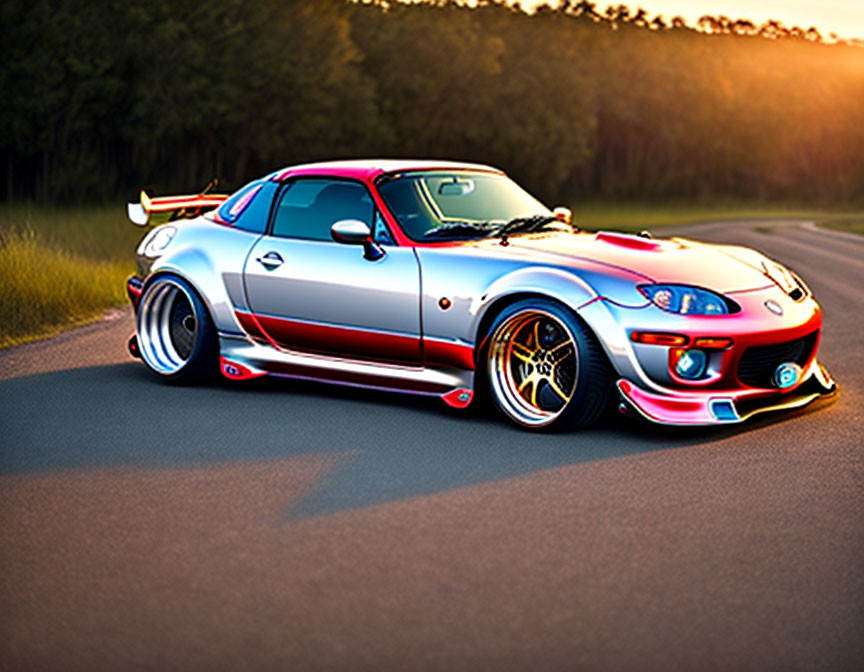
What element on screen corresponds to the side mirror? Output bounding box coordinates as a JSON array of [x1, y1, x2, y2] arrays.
[[553, 206, 574, 229], [330, 220, 385, 261], [331, 219, 370, 244]]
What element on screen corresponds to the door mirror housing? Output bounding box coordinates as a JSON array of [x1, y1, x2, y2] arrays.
[[553, 206, 574, 229], [330, 220, 384, 261], [331, 219, 371, 244]]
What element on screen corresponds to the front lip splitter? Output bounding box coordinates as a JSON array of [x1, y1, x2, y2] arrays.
[[617, 360, 836, 426]]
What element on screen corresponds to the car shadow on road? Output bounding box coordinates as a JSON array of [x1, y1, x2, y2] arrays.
[[0, 362, 837, 518]]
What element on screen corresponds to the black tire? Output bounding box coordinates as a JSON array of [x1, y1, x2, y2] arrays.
[[136, 274, 219, 385], [484, 298, 612, 431]]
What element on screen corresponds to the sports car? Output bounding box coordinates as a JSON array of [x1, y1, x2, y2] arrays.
[[125, 159, 835, 431]]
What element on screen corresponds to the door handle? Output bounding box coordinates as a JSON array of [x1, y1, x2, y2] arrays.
[[256, 252, 284, 269]]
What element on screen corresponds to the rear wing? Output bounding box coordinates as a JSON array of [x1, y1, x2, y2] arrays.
[[127, 180, 228, 226]]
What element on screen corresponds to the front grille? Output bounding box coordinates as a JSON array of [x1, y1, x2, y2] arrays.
[[737, 331, 818, 388]]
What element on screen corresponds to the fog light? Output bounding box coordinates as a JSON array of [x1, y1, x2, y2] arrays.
[[675, 349, 707, 380], [773, 362, 802, 389]]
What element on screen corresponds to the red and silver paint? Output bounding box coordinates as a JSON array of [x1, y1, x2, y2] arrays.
[[125, 159, 835, 428]]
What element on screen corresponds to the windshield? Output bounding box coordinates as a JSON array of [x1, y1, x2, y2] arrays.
[[377, 171, 555, 241]]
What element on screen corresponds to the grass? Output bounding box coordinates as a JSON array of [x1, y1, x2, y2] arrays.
[[814, 216, 864, 236], [565, 201, 863, 232], [0, 204, 141, 348], [1, 200, 862, 348]]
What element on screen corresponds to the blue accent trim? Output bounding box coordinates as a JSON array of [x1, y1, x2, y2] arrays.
[[710, 399, 739, 422]]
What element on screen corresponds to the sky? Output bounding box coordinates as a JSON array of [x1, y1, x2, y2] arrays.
[[520, 1, 864, 40]]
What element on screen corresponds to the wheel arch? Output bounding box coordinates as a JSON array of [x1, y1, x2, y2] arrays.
[[473, 289, 626, 389], [475, 292, 554, 362], [472, 267, 598, 361], [147, 248, 243, 336], [141, 269, 217, 329]]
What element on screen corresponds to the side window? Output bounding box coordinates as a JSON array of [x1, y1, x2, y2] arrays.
[[212, 179, 276, 234], [272, 179, 374, 241], [233, 180, 277, 233]]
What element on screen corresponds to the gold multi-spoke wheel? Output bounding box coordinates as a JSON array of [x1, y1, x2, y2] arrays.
[[486, 300, 612, 430]]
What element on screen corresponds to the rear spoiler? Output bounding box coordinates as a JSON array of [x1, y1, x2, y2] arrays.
[[127, 179, 228, 226]]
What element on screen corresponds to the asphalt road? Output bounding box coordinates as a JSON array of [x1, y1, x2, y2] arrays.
[[1, 220, 862, 671]]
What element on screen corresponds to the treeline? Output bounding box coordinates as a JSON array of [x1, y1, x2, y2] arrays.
[[2, 0, 864, 205]]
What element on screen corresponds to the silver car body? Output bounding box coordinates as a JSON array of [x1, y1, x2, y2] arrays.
[[128, 159, 835, 425]]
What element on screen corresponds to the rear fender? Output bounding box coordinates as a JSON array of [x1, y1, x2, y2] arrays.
[[148, 247, 245, 336]]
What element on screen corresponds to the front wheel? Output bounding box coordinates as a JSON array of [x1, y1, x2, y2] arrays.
[[136, 274, 218, 384], [486, 299, 612, 431]]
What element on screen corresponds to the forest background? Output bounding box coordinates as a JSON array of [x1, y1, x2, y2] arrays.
[[2, 0, 863, 345], [3, 0, 864, 205]]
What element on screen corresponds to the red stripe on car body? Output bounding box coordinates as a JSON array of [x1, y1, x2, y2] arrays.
[[424, 339, 476, 370], [234, 310, 421, 365]]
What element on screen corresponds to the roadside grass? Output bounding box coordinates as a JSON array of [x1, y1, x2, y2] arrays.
[[1, 201, 862, 348], [814, 216, 864, 236], [0, 204, 142, 262], [566, 201, 863, 232], [0, 205, 140, 348]]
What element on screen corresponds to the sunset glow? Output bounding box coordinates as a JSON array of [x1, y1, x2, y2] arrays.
[[521, 1, 864, 40]]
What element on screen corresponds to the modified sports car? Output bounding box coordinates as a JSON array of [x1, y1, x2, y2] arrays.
[[125, 159, 835, 431]]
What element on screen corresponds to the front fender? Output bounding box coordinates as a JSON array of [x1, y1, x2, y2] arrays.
[[469, 266, 673, 396], [473, 268, 647, 382], [472, 266, 598, 338]]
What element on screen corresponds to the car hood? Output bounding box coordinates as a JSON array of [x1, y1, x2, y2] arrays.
[[471, 230, 776, 294]]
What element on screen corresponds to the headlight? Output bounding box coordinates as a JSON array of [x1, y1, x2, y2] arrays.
[[142, 225, 177, 256], [639, 284, 733, 315]]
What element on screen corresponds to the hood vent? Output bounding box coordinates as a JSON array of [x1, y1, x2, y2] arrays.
[[595, 231, 674, 251]]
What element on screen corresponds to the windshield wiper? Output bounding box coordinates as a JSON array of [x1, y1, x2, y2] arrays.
[[493, 214, 560, 238], [424, 215, 562, 240], [423, 221, 498, 239]]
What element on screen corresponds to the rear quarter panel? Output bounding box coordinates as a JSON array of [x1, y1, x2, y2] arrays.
[[145, 218, 261, 335]]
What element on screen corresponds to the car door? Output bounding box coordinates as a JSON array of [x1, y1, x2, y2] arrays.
[[242, 177, 422, 365]]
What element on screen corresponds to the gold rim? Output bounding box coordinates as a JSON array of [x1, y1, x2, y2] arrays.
[[488, 309, 578, 426]]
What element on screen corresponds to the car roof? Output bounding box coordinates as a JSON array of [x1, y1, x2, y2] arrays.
[[272, 159, 503, 182]]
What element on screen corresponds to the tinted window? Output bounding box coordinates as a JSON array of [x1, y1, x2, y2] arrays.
[[272, 179, 374, 241], [212, 179, 276, 234], [233, 180, 276, 233]]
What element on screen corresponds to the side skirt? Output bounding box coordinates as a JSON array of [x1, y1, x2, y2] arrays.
[[218, 334, 475, 403]]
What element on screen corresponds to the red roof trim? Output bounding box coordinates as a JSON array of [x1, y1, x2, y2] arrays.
[[267, 160, 504, 248]]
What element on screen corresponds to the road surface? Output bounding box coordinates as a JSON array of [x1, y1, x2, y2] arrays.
[[1, 220, 862, 671]]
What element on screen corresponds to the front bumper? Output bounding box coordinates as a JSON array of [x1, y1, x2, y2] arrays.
[[617, 358, 836, 425]]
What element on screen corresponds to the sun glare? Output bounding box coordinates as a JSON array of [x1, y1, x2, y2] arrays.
[[516, 1, 864, 41]]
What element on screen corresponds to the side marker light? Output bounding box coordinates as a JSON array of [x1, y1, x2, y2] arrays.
[[631, 332, 689, 347]]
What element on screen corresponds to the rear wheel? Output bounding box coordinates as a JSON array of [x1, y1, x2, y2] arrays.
[[136, 275, 218, 384], [486, 299, 612, 431]]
